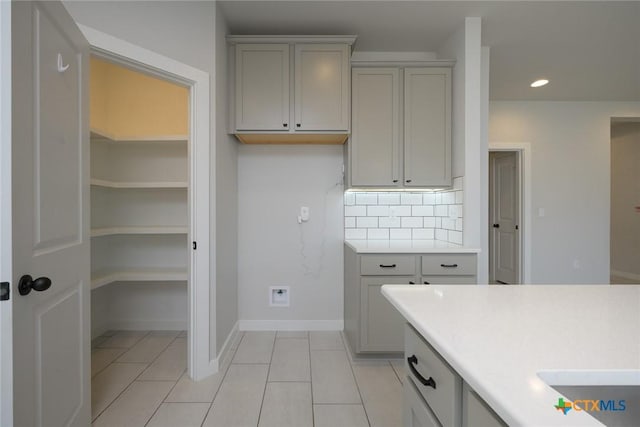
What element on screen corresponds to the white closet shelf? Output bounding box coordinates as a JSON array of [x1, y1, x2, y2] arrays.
[[90, 179, 188, 189], [91, 226, 188, 237], [91, 267, 188, 290], [91, 128, 188, 142]]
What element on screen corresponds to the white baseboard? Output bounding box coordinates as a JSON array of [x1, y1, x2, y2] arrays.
[[239, 319, 344, 331], [107, 319, 188, 331], [611, 270, 640, 282], [197, 321, 240, 380]]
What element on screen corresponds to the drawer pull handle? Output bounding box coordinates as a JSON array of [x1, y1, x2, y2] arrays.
[[423, 281, 430, 285], [407, 355, 436, 389], [440, 263, 458, 268], [409, 281, 415, 285], [379, 264, 397, 268]]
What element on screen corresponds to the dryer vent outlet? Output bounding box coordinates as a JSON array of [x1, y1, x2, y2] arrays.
[[269, 286, 290, 307]]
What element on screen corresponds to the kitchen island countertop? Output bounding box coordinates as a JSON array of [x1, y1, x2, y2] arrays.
[[382, 284, 640, 426]]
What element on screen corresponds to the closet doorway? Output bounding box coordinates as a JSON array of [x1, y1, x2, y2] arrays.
[[489, 150, 521, 284], [82, 24, 212, 381]]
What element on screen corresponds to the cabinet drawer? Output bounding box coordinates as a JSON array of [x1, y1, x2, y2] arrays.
[[404, 377, 442, 427], [361, 255, 416, 275], [421, 254, 476, 276], [421, 276, 477, 285], [405, 324, 461, 427]]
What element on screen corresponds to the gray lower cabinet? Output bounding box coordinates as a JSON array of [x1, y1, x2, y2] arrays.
[[404, 323, 506, 427], [344, 244, 477, 354]]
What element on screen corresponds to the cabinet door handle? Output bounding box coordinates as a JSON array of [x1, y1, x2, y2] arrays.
[[440, 263, 458, 268], [296, 123, 301, 128], [407, 355, 436, 389], [392, 179, 398, 183], [423, 281, 430, 285], [379, 264, 397, 268], [406, 179, 412, 183], [283, 123, 288, 127], [409, 281, 415, 285]]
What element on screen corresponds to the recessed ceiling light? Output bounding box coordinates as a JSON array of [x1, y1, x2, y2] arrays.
[[530, 79, 549, 88]]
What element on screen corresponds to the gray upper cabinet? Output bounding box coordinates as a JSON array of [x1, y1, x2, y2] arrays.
[[350, 68, 400, 187], [404, 68, 451, 187], [231, 37, 354, 141], [348, 66, 451, 188], [294, 44, 350, 131], [235, 44, 290, 131]]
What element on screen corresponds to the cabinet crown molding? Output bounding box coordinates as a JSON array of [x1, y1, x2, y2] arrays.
[[227, 35, 357, 45]]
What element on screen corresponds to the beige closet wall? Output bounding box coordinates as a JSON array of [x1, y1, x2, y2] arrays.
[[610, 122, 640, 278]]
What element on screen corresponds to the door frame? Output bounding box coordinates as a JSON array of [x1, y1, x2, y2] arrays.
[[77, 25, 213, 380], [0, 2, 13, 425], [488, 142, 531, 284]]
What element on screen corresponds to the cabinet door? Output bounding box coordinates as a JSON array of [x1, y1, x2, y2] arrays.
[[235, 44, 289, 131], [404, 68, 451, 187], [360, 277, 414, 352], [463, 383, 506, 427], [404, 378, 442, 427], [294, 44, 350, 131], [351, 68, 400, 187]]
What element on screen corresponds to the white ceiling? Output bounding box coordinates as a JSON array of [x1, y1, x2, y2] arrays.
[[218, 0, 640, 101]]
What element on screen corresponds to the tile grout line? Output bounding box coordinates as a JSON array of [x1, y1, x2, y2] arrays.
[[199, 331, 245, 427], [91, 331, 153, 422], [341, 331, 372, 427], [256, 332, 277, 427]]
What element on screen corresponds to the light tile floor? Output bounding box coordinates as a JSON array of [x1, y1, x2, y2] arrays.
[[92, 330, 404, 427]]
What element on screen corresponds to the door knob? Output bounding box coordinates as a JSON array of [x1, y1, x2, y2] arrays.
[[18, 275, 52, 296]]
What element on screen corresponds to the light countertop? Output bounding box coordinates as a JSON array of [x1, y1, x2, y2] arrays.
[[345, 239, 480, 253], [381, 284, 640, 426]]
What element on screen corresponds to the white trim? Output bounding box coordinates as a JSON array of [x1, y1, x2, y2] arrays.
[[488, 142, 533, 284], [611, 270, 640, 282], [239, 320, 344, 331], [77, 25, 212, 381], [106, 320, 188, 331], [216, 321, 240, 367], [227, 35, 357, 45], [0, 2, 13, 425]]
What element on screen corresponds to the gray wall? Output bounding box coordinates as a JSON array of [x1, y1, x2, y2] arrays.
[[490, 101, 640, 283], [237, 145, 344, 329], [610, 122, 640, 279], [214, 5, 238, 352]]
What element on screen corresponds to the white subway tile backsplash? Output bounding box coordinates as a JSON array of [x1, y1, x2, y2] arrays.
[[345, 206, 366, 217], [390, 229, 412, 239], [391, 206, 412, 217], [413, 228, 435, 239], [367, 205, 390, 217], [442, 218, 456, 230], [401, 217, 423, 228], [412, 205, 434, 216], [435, 205, 448, 217], [455, 191, 464, 204], [377, 193, 400, 205], [435, 229, 448, 241], [368, 229, 390, 240], [344, 184, 465, 244], [345, 229, 366, 239], [357, 217, 378, 228], [400, 193, 423, 205], [379, 217, 401, 228], [355, 193, 378, 205], [423, 193, 436, 205], [344, 192, 356, 206], [448, 230, 463, 245], [441, 192, 455, 205]]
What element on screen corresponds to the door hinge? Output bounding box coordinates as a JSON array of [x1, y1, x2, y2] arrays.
[[515, 225, 519, 230], [0, 282, 9, 301], [192, 241, 197, 250]]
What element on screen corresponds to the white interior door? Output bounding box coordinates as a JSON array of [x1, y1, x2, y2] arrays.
[[12, 2, 90, 426], [490, 152, 520, 284]]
